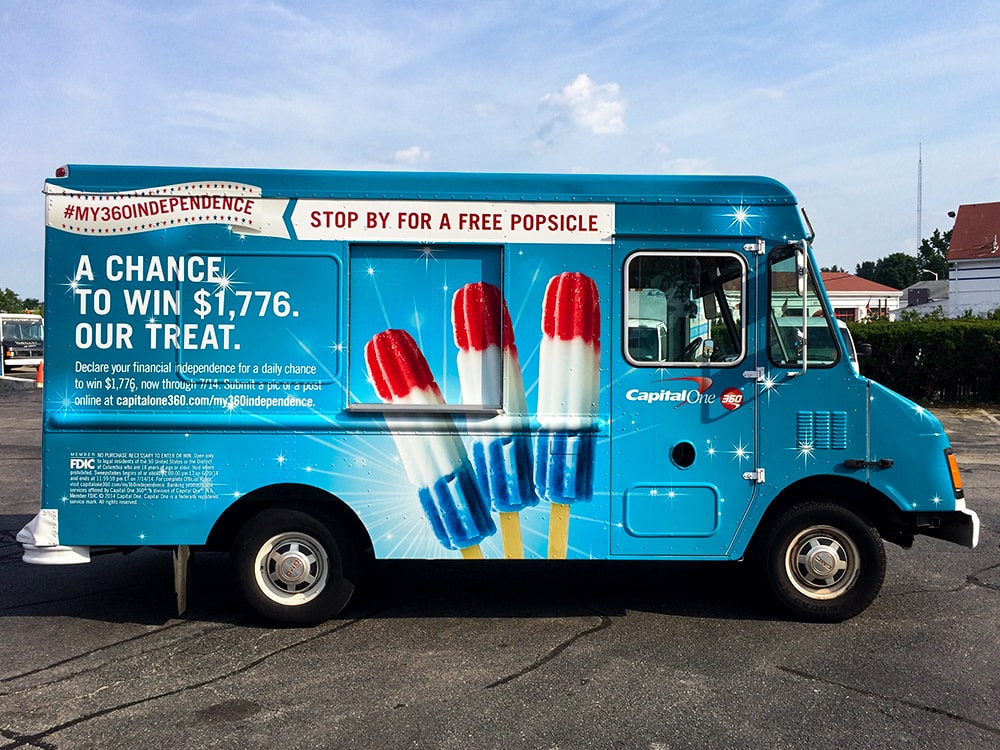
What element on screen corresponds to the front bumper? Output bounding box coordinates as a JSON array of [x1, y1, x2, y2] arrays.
[[915, 508, 980, 549]]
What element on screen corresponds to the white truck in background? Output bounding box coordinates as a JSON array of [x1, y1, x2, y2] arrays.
[[0, 313, 44, 377]]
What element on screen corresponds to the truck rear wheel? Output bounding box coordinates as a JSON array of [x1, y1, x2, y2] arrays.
[[756, 502, 885, 622], [232, 507, 358, 626]]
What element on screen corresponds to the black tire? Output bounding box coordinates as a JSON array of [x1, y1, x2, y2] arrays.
[[755, 502, 885, 622], [232, 507, 358, 626]]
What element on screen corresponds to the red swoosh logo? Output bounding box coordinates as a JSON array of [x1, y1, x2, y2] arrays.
[[667, 377, 713, 393]]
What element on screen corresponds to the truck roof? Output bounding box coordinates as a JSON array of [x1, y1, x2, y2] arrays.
[[46, 165, 797, 205]]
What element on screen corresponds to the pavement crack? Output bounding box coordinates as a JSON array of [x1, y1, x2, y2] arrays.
[[0, 620, 235, 693], [0, 615, 368, 750], [897, 559, 1000, 597], [963, 559, 1000, 592], [0, 728, 54, 750], [485, 612, 613, 689], [778, 666, 1000, 737]]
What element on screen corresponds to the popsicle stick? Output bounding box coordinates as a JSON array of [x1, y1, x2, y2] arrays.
[[548, 502, 571, 559], [498, 512, 524, 559], [460, 544, 484, 559]]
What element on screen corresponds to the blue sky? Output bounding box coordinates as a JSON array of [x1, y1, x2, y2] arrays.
[[3, 0, 999, 298]]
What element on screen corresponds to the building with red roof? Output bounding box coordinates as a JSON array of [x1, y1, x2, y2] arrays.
[[947, 201, 1000, 316], [821, 272, 902, 321]]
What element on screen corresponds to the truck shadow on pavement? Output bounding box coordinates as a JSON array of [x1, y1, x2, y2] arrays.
[[345, 558, 775, 623], [1, 512, 778, 625]]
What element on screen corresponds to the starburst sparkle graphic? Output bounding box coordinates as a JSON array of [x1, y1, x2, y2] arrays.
[[724, 203, 760, 233]]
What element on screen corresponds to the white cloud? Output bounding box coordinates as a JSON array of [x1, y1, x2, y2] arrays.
[[391, 146, 431, 166], [537, 74, 626, 144]]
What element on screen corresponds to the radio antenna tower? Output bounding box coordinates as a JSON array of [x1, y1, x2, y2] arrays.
[[917, 142, 923, 248]]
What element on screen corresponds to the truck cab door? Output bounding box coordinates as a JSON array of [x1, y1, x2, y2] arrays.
[[752, 244, 870, 520], [610, 246, 758, 557]]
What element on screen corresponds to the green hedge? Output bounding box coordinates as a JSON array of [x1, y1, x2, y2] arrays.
[[848, 319, 1000, 403]]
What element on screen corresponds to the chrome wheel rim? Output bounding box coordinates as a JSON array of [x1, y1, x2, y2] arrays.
[[784, 525, 860, 600], [254, 531, 329, 606]]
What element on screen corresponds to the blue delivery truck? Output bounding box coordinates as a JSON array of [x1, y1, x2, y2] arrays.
[[19, 165, 979, 624]]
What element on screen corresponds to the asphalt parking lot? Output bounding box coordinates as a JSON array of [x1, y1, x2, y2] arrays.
[[0, 386, 997, 749]]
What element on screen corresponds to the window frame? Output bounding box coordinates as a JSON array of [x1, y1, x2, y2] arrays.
[[622, 250, 747, 369]]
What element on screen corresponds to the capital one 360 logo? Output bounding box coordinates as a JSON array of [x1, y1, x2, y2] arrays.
[[624, 377, 744, 410]]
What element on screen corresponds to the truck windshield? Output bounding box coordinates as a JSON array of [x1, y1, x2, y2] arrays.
[[2, 321, 44, 340], [767, 247, 840, 368]]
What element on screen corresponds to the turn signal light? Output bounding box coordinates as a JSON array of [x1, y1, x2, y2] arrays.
[[945, 449, 964, 499]]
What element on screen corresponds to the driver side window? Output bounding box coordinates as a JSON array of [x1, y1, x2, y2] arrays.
[[767, 247, 840, 368], [624, 251, 745, 367]]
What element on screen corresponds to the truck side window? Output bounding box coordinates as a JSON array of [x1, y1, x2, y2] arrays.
[[624, 252, 745, 366], [348, 244, 505, 410], [767, 247, 840, 367]]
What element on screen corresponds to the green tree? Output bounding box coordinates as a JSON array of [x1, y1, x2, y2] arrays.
[[821, 265, 845, 273], [855, 229, 951, 288], [0, 289, 42, 314], [917, 228, 951, 280], [855, 260, 877, 280], [873, 252, 919, 289], [0, 288, 24, 312]]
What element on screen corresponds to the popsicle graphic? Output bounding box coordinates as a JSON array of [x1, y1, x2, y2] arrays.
[[365, 329, 496, 558], [452, 282, 538, 558], [534, 272, 601, 559]]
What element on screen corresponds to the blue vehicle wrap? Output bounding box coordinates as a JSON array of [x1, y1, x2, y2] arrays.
[[19, 165, 978, 623]]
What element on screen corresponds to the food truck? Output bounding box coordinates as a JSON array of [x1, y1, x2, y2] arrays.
[[1, 312, 44, 376], [19, 165, 979, 624]]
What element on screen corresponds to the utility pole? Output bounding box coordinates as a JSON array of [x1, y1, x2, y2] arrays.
[[917, 142, 923, 249]]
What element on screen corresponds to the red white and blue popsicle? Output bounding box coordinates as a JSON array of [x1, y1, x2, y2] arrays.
[[452, 282, 538, 558], [534, 272, 601, 559], [365, 329, 496, 558]]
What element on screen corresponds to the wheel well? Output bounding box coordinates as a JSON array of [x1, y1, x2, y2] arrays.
[[205, 483, 373, 556], [753, 475, 914, 549]]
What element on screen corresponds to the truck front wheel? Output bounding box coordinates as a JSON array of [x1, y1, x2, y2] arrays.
[[756, 502, 886, 622], [232, 507, 357, 626]]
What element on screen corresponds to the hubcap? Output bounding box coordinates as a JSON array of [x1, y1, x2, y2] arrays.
[[784, 525, 860, 600], [254, 531, 329, 605], [274, 547, 311, 586]]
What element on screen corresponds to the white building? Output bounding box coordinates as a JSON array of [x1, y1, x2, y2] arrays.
[[821, 272, 902, 321], [948, 201, 1000, 317]]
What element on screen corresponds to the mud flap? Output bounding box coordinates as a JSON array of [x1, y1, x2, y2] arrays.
[[173, 545, 191, 615]]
